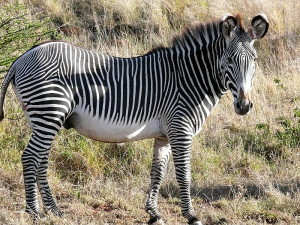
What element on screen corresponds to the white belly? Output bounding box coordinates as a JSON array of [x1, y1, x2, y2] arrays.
[[70, 108, 163, 142]]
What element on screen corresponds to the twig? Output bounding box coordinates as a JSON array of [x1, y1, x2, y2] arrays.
[[0, 14, 28, 28], [6, 117, 23, 121]]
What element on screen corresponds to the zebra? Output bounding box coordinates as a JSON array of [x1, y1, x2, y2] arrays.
[[0, 14, 269, 224]]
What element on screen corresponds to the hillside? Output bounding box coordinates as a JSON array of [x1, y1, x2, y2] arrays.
[[0, 0, 300, 224]]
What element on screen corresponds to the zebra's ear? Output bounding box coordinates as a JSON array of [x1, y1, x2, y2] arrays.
[[248, 14, 269, 40], [221, 14, 238, 43]]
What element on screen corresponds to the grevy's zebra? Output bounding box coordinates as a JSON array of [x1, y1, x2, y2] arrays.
[[0, 14, 268, 224]]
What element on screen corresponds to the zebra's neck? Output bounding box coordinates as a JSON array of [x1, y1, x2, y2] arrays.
[[169, 22, 227, 134]]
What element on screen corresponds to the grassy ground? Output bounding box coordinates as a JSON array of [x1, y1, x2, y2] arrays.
[[1, 0, 300, 224]]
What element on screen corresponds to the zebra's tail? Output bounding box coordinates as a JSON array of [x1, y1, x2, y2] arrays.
[[0, 65, 16, 122]]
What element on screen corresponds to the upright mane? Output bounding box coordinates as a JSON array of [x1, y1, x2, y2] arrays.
[[172, 20, 222, 49], [172, 14, 245, 49]]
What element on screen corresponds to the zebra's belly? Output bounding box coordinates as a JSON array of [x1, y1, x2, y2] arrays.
[[67, 108, 163, 143]]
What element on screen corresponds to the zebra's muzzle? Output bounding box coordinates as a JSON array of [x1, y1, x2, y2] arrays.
[[234, 98, 253, 115]]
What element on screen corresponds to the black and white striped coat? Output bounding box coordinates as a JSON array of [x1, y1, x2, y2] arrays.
[[0, 14, 269, 225]]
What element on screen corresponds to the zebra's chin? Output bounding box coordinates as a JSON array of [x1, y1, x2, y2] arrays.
[[234, 106, 252, 116]]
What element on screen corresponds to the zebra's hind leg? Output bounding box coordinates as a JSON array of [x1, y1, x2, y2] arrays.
[[23, 115, 66, 219], [146, 138, 171, 225], [22, 133, 51, 219], [37, 155, 63, 217]]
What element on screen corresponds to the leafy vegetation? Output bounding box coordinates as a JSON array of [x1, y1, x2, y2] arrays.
[[0, 3, 56, 73]]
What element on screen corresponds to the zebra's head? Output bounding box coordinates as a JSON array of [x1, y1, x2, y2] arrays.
[[219, 14, 269, 115]]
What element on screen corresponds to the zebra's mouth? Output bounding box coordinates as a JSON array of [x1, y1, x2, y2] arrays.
[[234, 99, 253, 115]]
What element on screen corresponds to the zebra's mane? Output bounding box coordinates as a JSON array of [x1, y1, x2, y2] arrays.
[[172, 20, 222, 49], [172, 15, 245, 50], [172, 21, 221, 48], [144, 21, 222, 55]]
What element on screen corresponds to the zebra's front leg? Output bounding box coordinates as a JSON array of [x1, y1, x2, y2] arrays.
[[170, 135, 203, 225], [37, 155, 63, 217], [146, 138, 171, 225]]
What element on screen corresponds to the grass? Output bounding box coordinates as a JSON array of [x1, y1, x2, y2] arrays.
[[1, 0, 300, 224]]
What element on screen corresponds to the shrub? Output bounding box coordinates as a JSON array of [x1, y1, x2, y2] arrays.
[[0, 2, 57, 74]]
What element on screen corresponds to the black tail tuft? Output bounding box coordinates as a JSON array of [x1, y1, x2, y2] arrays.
[[0, 65, 16, 122], [0, 110, 4, 122]]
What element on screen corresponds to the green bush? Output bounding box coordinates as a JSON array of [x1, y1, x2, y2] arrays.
[[275, 108, 300, 148], [243, 108, 300, 160], [0, 3, 57, 74]]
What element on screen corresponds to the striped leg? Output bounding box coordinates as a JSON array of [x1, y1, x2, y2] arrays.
[[22, 111, 68, 218], [169, 131, 202, 225], [146, 138, 171, 225], [23, 129, 63, 218], [22, 133, 50, 218], [16, 81, 72, 218], [37, 155, 62, 216]]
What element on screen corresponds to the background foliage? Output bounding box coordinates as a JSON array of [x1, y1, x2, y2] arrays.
[[0, 3, 56, 73]]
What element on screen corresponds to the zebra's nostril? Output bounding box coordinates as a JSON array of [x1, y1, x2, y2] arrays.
[[236, 101, 241, 109], [250, 102, 253, 109]]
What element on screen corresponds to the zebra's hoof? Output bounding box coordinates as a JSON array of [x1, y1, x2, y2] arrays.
[[188, 217, 203, 225], [50, 207, 64, 217], [190, 221, 203, 225], [25, 206, 44, 219], [148, 216, 166, 225]]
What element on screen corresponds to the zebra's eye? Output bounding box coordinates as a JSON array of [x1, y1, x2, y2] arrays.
[[227, 57, 233, 64]]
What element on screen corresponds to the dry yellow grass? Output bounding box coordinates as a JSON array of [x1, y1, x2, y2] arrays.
[[1, 0, 300, 224]]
